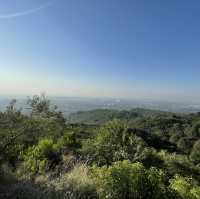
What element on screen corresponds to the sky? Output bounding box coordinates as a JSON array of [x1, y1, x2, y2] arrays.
[[0, 0, 200, 102]]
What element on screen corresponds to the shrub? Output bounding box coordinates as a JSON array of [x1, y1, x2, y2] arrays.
[[22, 138, 60, 174], [54, 163, 96, 197], [82, 120, 146, 165], [170, 175, 200, 199], [56, 132, 81, 153], [138, 147, 164, 168], [177, 137, 192, 153], [188, 123, 200, 138], [190, 140, 200, 164], [93, 160, 166, 199], [0, 173, 94, 199], [158, 151, 200, 181], [0, 163, 16, 185]]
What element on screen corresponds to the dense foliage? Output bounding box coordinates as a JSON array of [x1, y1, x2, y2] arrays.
[[0, 95, 200, 198], [93, 160, 167, 199]]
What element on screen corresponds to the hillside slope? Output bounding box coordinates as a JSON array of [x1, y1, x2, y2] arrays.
[[67, 108, 174, 124]]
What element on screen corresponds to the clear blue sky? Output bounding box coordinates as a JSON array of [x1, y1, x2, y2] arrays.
[[0, 0, 200, 102]]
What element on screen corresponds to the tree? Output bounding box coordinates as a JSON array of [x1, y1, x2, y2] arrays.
[[27, 93, 50, 116]]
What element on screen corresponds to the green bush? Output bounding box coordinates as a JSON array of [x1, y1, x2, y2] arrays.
[[190, 140, 200, 164], [170, 175, 200, 199], [56, 132, 81, 152], [188, 123, 200, 138], [22, 138, 59, 174], [93, 160, 166, 199], [82, 120, 146, 165], [138, 147, 164, 168], [157, 151, 200, 182], [177, 137, 192, 153]]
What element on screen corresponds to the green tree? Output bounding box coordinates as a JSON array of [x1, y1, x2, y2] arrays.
[[27, 93, 50, 116], [27, 94, 65, 126]]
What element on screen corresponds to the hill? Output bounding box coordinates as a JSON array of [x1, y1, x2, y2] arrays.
[[67, 108, 174, 124]]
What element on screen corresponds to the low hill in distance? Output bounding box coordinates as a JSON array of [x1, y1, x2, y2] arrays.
[[68, 108, 181, 124]]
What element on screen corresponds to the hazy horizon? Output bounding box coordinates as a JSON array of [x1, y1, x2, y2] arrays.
[[1, 0, 200, 102], [0, 93, 200, 104], [1, 94, 200, 114]]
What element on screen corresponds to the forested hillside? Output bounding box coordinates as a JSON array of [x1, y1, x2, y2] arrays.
[[0, 95, 200, 199], [68, 108, 174, 124]]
